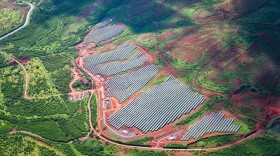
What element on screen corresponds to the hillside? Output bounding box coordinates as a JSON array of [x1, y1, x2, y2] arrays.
[[0, 0, 279, 155]]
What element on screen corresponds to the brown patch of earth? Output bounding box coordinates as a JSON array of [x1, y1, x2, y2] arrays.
[[230, 92, 280, 128], [77, 106, 83, 113]]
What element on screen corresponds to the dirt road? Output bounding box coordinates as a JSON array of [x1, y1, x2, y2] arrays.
[[0, 52, 30, 99]]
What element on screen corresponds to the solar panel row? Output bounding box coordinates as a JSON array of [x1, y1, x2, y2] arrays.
[[84, 41, 136, 66], [181, 112, 241, 140], [108, 76, 206, 133], [85, 51, 148, 76], [106, 64, 159, 103], [87, 20, 125, 44]]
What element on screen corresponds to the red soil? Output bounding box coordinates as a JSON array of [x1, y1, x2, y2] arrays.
[[164, 28, 227, 65], [10, 57, 30, 66], [77, 106, 83, 113], [0, 1, 28, 13], [158, 51, 189, 75], [218, 0, 267, 13], [136, 43, 155, 63], [141, 34, 152, 40], [230, 92, 280, 129], [172, 151, 193, 156], [157, 30, 173, 42], [18, 57, 30, 64]]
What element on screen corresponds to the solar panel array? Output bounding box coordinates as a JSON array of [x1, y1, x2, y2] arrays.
[[85, 51, 148, 76], [94, 18, 113, 29], [86, 20, 125, 44], [181, 112, 241, 140], [84, 41, 138, 74], [106, 64, 159, 103], [108, 76, 206, 133]]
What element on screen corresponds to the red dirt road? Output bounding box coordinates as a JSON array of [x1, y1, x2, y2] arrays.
[[1, 52, 30, 99]]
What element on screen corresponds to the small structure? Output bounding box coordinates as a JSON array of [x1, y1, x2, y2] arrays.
[[105, 100, 111, 109], [100, 77, 105, 82], [121, 130, 129, 135], [168, 135, 176, 141]]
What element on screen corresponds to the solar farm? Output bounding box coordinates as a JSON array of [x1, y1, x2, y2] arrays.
[[86, 51, 148, 76], [83, 41, 149, 76], [3, 0, 280, 153], [86, 19, 125, 45], [76, 17, 246, 148], [181, 112, 241, 140], [108, 76, 206, 133], [84, 41, 136, 66], [106, 64, 159, 103]]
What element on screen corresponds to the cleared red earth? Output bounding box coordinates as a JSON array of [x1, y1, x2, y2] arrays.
[[0, 1, 28, 13], [230, 92, 280, 128]]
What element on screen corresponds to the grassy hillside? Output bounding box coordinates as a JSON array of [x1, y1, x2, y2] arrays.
[[0, 0, 279, 155]]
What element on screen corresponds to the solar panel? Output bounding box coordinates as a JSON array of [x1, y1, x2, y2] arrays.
[[108, 76, 206, 133], [181, 112, 241, 140]]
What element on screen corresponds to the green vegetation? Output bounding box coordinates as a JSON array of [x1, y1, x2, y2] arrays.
[[26, 58, 60, 97], [198, 71, 233, 93], [232, 120, 250, 134], [266, 116, 280, 137], [72, 79, 92, 91], [152, 75, 169, 85], [0, 64, 89, 142], [239, 0, 280, 24], [91, 93, 98, 128], [153, 57, 165, 67], [176, 96, 223, 126], [238, 117, 257, 130], [0, 120, 13, 134], [164, 134, 242, 149], [40, 54, 72, 72], [164, 143, 188, 149], [1, 0, 280, 155], [188, 134, 242, 148], [0, 135, 59, 156], [73, 139, 117, 156], [170, 57, 200, 70], [127, 137, 154, 146], [0, 64, 25, 103], [128, 149, 168, 156], [51, 68, 73, 93], [176, 96, 250, 135], [0, 7, 25, 36], [34, 54, 73, 93], [205, 137, 280, 156], [0, 53, 10, 68]]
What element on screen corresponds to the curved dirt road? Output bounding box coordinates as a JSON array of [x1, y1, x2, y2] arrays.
[[0, 1, 35, 41], [0, 52, 30, 99]]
